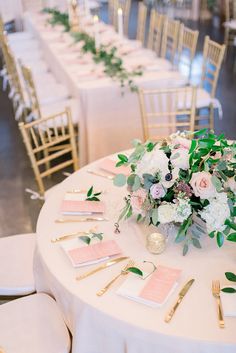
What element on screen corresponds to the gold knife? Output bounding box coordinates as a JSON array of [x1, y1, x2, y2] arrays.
[[76, 256, 129, 280], [164, 279, 195, 323], [55, 217, 109, 223]]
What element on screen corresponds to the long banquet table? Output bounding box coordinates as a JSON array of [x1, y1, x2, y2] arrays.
[[23, 12, 188, 166], [35, 153, 236, 353]]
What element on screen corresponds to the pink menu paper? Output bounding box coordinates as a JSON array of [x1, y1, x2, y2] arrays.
[[67, 240, 122, 266], [100, 158, 130, 176], [139, 265, 182, 305], [61, 200, 105, 215]]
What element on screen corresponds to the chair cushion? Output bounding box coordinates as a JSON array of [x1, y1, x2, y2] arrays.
[[0, 233, 35, 296], [0, 293, 71, 353]]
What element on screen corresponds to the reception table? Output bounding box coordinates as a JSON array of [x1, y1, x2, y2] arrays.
[[35, 153, 236, 353], [23, 12, 188, 166]]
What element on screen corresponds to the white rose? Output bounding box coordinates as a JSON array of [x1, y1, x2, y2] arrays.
[[136, 147, 169, 178], [171, 148, 189, 170], [158, 204, 176, 224]]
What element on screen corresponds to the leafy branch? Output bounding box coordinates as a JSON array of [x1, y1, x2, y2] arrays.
[[43, 8, 143, 92]]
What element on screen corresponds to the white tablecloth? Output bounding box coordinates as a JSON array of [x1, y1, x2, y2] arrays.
[[35, 154, 236, 353], [23, 12, 188, 166]]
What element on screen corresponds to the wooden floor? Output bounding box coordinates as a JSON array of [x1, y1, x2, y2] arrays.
[[0, 2, 236, 237]]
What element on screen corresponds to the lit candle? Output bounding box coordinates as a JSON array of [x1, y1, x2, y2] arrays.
[[93, 15, 100, 49], [117, 7, 123, 37]]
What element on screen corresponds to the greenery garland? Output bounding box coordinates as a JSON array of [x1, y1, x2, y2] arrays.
[[42, 8, 142, 92]]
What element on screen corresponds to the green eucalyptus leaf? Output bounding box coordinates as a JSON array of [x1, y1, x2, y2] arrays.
[[79, 236, 91, 245], [211, 175, 222, 192], [113, 174, 127, 187], [221, 287, 236, 293], [225, 272, 236, 282], [216, 232, 224, 247], [227, 232, 236, 242], [126, 267, 143, 277]]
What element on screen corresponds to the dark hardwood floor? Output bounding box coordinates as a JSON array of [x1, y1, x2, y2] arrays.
[[0, 2, 235, 237]]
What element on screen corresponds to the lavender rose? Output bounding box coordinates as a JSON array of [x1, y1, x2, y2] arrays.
[[150, 183, 166, 199]]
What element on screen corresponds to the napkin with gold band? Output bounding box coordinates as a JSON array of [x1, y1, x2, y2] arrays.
[[117, 265, 182, 308]]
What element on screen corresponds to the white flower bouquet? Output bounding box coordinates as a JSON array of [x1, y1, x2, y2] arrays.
[[114, 130, 236, 255]]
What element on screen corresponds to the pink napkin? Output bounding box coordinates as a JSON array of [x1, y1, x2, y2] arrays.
[[67, 240, 122, 266], [61, 200, 105, 215], [139, 265, 182, 305], [100, 158, 130, 176]]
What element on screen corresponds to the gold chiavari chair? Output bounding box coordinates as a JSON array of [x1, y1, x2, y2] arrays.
[[224, 0, 236, 55], [138, 86, 196, 142], [113, 0, 131, 36], [136, 2, 147, 45], [19, 108, 79, 196], [195, 36, 226, 130], [161, 18, 180, 63], [177, 24, 199, 77], [147, 9, 165, 56]]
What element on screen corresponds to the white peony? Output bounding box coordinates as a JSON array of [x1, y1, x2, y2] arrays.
[[136, 147, 169, 179], [174, 198, 192, 223], [199, 192, 230, 233], [158, 203, 176, 224], [171, 148, 189, 170]]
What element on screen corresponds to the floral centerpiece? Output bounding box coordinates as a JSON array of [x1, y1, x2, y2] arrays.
[[114, 130, 236, 255]]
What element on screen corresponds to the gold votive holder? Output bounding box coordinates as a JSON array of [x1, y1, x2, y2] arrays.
[[146, 232, 167, 254]]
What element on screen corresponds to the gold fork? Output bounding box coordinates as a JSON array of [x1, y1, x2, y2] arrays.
[[212, 280, 225, 328], [96, 260, 135, 297]]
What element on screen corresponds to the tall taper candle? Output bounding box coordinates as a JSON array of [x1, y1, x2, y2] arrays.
[[117, 7, 123, 37]]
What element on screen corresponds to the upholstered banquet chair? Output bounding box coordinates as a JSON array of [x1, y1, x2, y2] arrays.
[[177, 24, 199, 78], [136, 2, 147, 46], [0, 233, 35, 300], [138, 86, 196, 141], [19, 108, 79, 196], [194, 36, 226, 130], [161, 18, 180, 64], [147, 9, 165, 56], [0, 293, 71, 353]]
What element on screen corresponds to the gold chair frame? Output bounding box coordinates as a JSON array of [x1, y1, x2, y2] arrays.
[[19, 108, 79, 196], [136, 2, 147, 45], [147, 9, 165, 56], [138, 86, 196, 142], [177, 24, 199, 77], [161, 18, 180, 63]]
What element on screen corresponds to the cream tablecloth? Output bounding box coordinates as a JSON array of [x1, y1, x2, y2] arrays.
[[35, 154, 236, 353], [23, 12, 188, 166]]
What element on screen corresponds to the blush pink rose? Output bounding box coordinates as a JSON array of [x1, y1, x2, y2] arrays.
[[171, 136, 191, 150], [190, 172, 216, 199], [130, 189, 147, 214]]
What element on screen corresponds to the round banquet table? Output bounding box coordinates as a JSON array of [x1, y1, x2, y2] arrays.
[[35, 154, 236, 353]]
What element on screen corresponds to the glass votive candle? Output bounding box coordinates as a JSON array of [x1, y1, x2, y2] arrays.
[[146, 232, 167, 254]]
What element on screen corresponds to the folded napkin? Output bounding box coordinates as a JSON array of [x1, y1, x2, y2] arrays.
[[99, 158, 130, 176], [221, 286, 236, 317], [117, 265, 182, 308], [61, 200, 105, 215], [61, 239, 122, 267]]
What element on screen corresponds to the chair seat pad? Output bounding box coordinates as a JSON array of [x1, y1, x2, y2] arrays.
[[0, 234, 35, 296], [8, 31, 34, 43], [0, 293, 71, 353]]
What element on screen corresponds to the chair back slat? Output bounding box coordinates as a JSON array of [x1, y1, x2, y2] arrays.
[[136, 2, 147, 45], [201, 36, 225, 98], [161, 18, 180, 63], [138, 86, 196, 141]]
